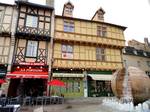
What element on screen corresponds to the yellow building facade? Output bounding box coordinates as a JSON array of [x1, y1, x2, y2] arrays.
[[53, 2, 126, 97]]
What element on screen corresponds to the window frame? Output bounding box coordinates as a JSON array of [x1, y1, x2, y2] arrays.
[[0, 10, 3, 24], [97, 11, 104, 20], [26, 40, 38, 57], [97, 25, 107, 37], [61, 44, 73, 59], [26, 15, 38, 28], [65, 6, 73, 14], [96, 47, 105, 61], [63, 20, 74, 32], [147, 61, 150, 67]]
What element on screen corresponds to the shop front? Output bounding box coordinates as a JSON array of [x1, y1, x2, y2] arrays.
[[87, 71, 113, 97], [6, 62, 48, 97], [52, 72, 84, 98]]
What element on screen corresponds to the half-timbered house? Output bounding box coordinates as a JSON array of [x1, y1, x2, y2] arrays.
[[7, 0, 54, 97], [0, 3, 16, 89], [53, 1, 126, 97]]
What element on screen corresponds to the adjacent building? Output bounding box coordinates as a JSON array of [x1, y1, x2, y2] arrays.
[[0, 3, 16, 85], [128, 38, 150, 52], [123, 39, 150, 78], [6, 0, 54, 97], [53, 1, 126, 97]]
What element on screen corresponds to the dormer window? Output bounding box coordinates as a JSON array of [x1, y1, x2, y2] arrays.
[[98, 11, 104, 20], [133, 50, 137, 55], [92, 7, 105, 22], [65, 6, 73, 14], [143, 52, 147, 56], [123, 49, 126, 53], [26, 15, 38, 28], [63, 1, 74, 17]]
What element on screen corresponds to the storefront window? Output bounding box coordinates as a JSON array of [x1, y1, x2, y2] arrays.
[[59, 78, 81, 93]]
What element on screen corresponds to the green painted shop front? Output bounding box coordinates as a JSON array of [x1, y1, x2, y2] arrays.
[[52, 72, 84, 98], [87, 71, 114, 97]]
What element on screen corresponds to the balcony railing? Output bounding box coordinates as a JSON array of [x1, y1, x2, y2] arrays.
[[53, 58, 123, 70], [16, 26, 51, 41]]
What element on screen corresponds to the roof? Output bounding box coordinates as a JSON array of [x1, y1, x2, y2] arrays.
[[0, 2, 15, 6], [15, 1, 54, 10], [55, 15, 127, 30], [123, 46, 150, 58]]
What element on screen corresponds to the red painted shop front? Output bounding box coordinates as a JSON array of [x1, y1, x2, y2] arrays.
[[7, 62, 49, 97]]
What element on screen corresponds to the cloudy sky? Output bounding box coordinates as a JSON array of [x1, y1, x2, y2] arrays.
[[1, 0, 150, 44]]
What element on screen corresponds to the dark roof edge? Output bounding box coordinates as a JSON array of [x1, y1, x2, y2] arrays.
[[0, 2, 15, 6], [15, 1, 54, 10], [55, 15, 127, 30]]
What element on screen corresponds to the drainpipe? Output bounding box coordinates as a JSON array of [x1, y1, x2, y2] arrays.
[[46, 0, 55, 96], [83, 71, 88, 97]]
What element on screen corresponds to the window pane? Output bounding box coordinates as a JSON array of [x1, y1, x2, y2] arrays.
[[62, 44, 67, 52], [26, 15, 38, 27], [64, 21, 74, 32], [67, 45, 73, 53], [97, 26, 107, 37], [26, 41, 38, 57], [96, 47, 105, 61]]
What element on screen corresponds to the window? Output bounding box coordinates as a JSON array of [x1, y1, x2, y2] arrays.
[[26, 40, 38, 57], [62, 44, 73, 59], [145, 71, 150, 78], [147, 61, 150, 67], [64, 21, 74, 32], [60, 78, 80, 93], [65, 6, 73, 14], [97, 26, 107, 37], [137, 61, 140, 67], [143, 52, 147, 56], [98, 11, 104, 20], [96, 47, 105, 61], [0, 10, 2, 23], [26, 15, 38, 27], [133, 50, 137, 55]]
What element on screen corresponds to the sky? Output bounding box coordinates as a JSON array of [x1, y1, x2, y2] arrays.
[[1, 0, 150, 44]]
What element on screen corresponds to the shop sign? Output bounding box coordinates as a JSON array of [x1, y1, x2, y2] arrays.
[[19, 62, 45, 66]]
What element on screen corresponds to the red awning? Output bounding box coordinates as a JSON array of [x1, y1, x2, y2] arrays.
[[7, 71, 48, 79]]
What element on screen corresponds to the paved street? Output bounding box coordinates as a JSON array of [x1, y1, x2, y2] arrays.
[[21, 97, 125, 112]]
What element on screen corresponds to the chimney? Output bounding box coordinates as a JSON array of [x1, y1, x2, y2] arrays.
[[46, 0, 54, 7], [144, 38, 150, 46]]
